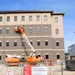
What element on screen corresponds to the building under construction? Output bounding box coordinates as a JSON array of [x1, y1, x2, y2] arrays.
[[0, 10, 65, 64]]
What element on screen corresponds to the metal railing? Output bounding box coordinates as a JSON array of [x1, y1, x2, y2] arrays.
[[0, 61, 69, 75]]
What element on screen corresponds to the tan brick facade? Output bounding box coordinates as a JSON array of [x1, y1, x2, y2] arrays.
[[0, 10, 65, 63]]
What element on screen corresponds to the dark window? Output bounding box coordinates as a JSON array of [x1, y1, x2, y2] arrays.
[[14, 16, 17, 21], [22, 16, 25, 21], [30, 42, 33, 45], [55, 29, 59, 34], [44, 27, 48, 33], [56, 41, 59, 46], [57, 55, 60, 59], [6, 29, 10, 34], [36, 27, 40, 33], [55, 17, 58, 23], [6, 55, 7, 58], [36, 16, 40, 21], [0, 55, 1, 60], [0, 29, 2, 34], [45, 55, 49, 59], [29, 16, 32, 21], [6, 42, 9, 46], [22, 42, 25, 46], [29, 28, 32, 33], [14, 42, 17, 46], [45, 41, 48, 46], [0, 17, 2, 22], [7, 16, 10, 21], [37, 41, 40, 46], [0, 42, 2, 47], [44, 15, 47, 21]]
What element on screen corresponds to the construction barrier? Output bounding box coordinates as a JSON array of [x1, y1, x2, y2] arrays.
[[0, 61, 66, 75]]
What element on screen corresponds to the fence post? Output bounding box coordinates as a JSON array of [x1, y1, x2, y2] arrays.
[[61, 61, 63, 75], [50, 64, 51, 75], [21, 63, 23, 75]]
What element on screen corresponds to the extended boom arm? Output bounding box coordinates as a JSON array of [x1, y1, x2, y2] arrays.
[[14, 26, 35, 56]]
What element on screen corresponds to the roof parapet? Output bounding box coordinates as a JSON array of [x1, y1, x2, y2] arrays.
[[52, 12, 64, 16], [0, 10, 64, 16]]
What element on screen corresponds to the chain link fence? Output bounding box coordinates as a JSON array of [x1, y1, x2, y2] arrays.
[[0, 61, 75, 75]]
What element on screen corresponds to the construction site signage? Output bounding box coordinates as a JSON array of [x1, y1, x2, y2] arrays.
[[23, 66, 47, 75], [23, 67, 31, 75], [32, 67, 47, 75]]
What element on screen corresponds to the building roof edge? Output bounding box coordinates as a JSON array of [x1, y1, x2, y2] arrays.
[[0, 10, 53, 14], [52, 12, 65, 16]]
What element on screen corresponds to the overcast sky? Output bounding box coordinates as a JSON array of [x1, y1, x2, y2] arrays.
[[0, 0, 75, 52]]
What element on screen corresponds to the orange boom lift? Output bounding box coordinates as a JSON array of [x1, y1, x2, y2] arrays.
[[5, 26, 43, 66]]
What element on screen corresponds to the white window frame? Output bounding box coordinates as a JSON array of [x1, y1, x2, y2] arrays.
[[22, 16, 25, 21], [36, 27, 40, 33], [6, 28, 10, 34], [44, 27, 48, 33], [29, 27, 32, 33], [21, 41, 25, 46], [55, 29, 59, 34], [55, 17, 58, 23], [37, 53, 41, 55], [44, 15, 47, 21], [29, 16, 32, 21], [0, 17, 2, 22], [0, 28, 2, 34], [14, 16, 17, 21], [36, 15, 40, 21], [7, 16, 10, 21]]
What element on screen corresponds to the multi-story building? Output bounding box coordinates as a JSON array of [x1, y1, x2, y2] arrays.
[[68, 44, 75, 56], [0, 10, 65, 64], [68, 44, 75, 60]]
